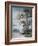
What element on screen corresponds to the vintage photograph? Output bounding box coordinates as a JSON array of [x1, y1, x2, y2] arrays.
[[11, 6, 32, 38], [5, 2, 37, 44]]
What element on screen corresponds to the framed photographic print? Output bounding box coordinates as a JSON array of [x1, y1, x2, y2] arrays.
[[5, 1, 37, 45]]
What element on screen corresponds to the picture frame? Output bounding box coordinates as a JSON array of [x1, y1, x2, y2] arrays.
[[5, 1, 37, 45]]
